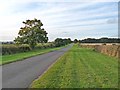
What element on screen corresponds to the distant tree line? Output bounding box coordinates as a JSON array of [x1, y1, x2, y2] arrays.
[[79, 37, 120, 43], [54, 38, 72, 47], [2, 37, 120, 45], [2, 18, 120, 49], [73, 39, 79, 43], [1, 41, 14, 44]]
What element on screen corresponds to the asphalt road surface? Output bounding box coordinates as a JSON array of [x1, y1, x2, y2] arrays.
[[2, 44, 73, 88]]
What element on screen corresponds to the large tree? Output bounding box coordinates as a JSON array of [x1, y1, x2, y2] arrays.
[[14, 18, 48, 49]]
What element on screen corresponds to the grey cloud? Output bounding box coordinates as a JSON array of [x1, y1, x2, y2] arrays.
[[106, 18, 118, 24]]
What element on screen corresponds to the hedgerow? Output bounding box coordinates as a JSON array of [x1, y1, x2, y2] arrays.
[[2, 44, 31, 55]]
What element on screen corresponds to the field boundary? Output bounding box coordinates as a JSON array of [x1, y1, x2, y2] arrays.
[[30, 44, 118, 88], [80, 44, 120, 58], [1, 46, 68, 65], [29, 45, 72, 88]]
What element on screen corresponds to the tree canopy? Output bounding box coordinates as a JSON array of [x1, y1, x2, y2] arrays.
[[54, 38, 72, 47], [14, 18, 48, 49], [73, 39, 78, 43], [80, 37, 120, 43]]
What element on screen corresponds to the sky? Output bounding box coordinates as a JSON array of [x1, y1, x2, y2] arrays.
[[0, 0, 119, 41]]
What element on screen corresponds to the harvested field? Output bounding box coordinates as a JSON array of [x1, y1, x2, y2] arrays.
[[80, 43, 120, 58]]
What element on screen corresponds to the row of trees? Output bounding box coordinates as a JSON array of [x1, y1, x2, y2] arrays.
[[71, 38, 120, 43], [14, 18, 119, 49], [14, 18, 72, 49], [54, 38, 72, 47], [80, 38, 120, 43]]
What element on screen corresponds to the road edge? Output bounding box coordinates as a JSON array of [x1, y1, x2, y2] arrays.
[[29, 44, 73, 88]]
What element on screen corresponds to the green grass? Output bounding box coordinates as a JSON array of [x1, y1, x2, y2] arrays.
[[31, 44, 118, 88], [1, 46, 66, 65]]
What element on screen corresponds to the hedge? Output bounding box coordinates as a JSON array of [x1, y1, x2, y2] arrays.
[[35, 43, 55, 49], [2, 44, 31, 55], [2, 42, 67, 55]]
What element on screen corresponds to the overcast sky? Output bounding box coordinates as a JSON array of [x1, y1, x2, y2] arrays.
[[0, 0, 119, 41]]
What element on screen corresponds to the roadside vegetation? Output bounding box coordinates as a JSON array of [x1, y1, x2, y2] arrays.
[[1, 37, 72, 65], [1, 18, 119, 87], [1, 45, 68, 65], [1, 18, 72, 65], [31, 44, 118, 88], [1, 39, 71, 65]]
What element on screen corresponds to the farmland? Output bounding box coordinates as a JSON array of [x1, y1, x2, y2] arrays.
[[1, 2, 120, 89], [31, 44, 118, 88], [80, 43, 120, 58]]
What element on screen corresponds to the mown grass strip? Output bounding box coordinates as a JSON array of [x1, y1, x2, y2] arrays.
[[1, 46, 66, 65], [30, 44, 118, 88]]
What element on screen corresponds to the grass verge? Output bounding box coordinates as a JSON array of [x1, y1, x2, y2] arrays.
[[30, 44, 118, 88], [1, 46, 66, 65]]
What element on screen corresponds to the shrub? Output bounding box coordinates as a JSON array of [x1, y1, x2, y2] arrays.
[[2, 44, 31, 55], [19, 44, 31, 52], [36, 43, 56, 49], [2, 42, 58, 55]]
